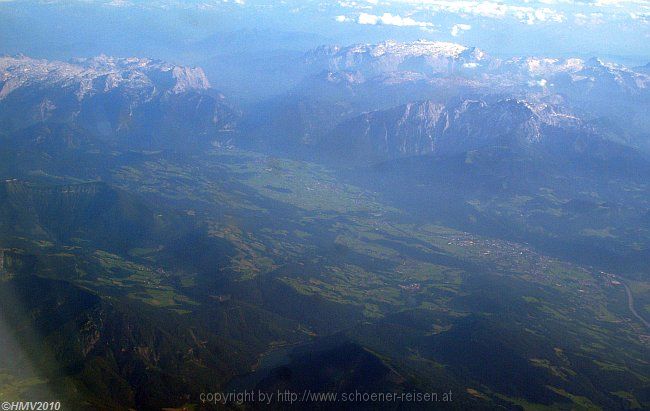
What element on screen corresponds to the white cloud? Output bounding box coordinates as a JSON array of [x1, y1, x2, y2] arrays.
[[356, 12, 435, 27], [630, 11, 650, 22], [338, 1, 373, 9], [358, 12, 380, 24], [193, 0, 245, 8], [592, 0, 639, 7], [574, 12, 605, 24], [378, 1, 567, 25], [516, 7, 566, 24], [107, 0, 130, 6], [450, 23, 472, 36]]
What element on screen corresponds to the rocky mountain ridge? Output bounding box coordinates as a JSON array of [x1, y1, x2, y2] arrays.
[[0, 54, 211, 99], [253, 40, 650, 155], [0, 54, 236, 150], [321, 98, 594, 162]]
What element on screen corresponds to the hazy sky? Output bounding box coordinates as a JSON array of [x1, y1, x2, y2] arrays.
[[1, 0, 649, 64]]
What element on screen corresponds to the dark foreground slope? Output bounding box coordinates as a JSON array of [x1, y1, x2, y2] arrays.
[[0, 51, 648, 410]]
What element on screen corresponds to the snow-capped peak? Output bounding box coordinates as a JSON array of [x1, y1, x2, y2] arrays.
[[349, 40, 469, 59]]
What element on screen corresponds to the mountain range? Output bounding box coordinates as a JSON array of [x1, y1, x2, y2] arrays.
[[250, 40, 650, 154], [0, 55, 238, 150], [0, 40, 649, 410]]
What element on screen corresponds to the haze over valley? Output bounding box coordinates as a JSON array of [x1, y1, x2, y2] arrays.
[[0, 1, 649, 410]]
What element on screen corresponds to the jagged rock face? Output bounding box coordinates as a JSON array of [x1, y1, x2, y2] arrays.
[[267, 40, 650, 155], [322, 98, 588, 162], [307, 40, 650, 93], [0, 55, 211, 98], [0, 55, 237, 150], [310, 40, 488, 78], [301, 41, 650, 115]]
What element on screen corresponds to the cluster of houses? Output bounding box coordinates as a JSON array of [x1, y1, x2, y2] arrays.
[[599, 271, 622, 287], [399, 283, 421, 292]]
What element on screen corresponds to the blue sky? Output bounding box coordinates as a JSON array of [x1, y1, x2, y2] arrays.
[[1, 0, 649, 64]]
